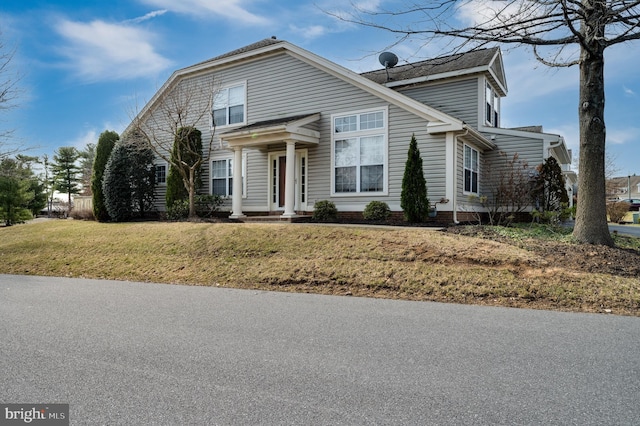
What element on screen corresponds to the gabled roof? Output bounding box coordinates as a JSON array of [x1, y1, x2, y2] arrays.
[[361, 47, 507, 96], [221, 113, 318, 133], [221, 113, 321, 147], [189, 37, 284, 68], [128, 38, 493, 147]]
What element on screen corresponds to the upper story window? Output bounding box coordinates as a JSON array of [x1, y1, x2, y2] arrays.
[[464, 144, 479, 195], [155, 164, 166, 185], [485, 82, 500, 127], [332, 109, 387, 194], [213, 83, 246, 127]]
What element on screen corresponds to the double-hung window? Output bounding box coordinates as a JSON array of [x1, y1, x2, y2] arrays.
[[212, 159, 233, 197], [213, 83, 246, 127], [485, 82, 499, 127], [333, 109, 386, 194], [211, 157, 245, 197], [155, 164, 166, 185], [464, 145, 479, 194]]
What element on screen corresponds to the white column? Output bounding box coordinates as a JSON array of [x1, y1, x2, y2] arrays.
[[229, 146, 245, 219], [282, 140, 297, 218]]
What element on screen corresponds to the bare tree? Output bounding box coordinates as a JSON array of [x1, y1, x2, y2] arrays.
[[0, 32, 22, 159], [336, 1, 640, 245], [129, 77, 218, 219]]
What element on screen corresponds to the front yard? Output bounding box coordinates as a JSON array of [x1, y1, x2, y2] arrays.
[[1, 220, 639, 315]]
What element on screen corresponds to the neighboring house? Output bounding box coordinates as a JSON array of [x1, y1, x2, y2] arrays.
[[607, 175, 640, 201], [129, 37, 575, 221]]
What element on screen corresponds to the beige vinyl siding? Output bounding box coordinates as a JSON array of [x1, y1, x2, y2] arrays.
[[145, 52, 450, 212], [484, 133, 544, 172], [479, 133, 544, 206], [399, 78, 480, 128]]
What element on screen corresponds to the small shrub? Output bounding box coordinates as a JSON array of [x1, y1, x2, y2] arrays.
[[607, 201, 630, 223], [313, 200, 338, 222], [195, 195, 223, 218], [363, 201, 391, 221], [70, 209, 95, 221], [166, 200, 189, 221]]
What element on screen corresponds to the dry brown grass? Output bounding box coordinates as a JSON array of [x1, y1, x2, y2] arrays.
[[1, 220, 638, 315]]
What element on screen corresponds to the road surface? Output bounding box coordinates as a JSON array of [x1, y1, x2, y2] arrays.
[[1, 275, 639, 425]]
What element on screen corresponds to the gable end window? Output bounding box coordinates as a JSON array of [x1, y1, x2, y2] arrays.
[[213, 83, 246, 127], [485, 83, 500, 127], [464, 145, 479, 195], [332, 109, 387, 195]]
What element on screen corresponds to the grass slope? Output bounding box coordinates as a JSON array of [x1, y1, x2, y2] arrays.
[[1, 220, 639, 315]]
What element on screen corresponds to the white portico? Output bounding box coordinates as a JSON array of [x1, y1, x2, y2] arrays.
[[220, 113, 320, 219]]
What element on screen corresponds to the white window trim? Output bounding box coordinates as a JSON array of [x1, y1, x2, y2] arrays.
[[210, 153, 247, 198], [484, 81, 500, 127], [463, 144, 480, 196], [330, 106, 389, 197], [155, 162, 168, 186], [211, 80, 247, 129]]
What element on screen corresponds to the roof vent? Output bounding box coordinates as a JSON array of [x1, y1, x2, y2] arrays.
[[378, 52, 398, 82]]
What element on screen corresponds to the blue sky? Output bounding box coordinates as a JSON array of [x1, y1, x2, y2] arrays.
[[2, 0, 639, 176]]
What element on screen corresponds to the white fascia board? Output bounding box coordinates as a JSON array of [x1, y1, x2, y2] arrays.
[[487, 50, 508, 96], [384, 65, 489, 88]]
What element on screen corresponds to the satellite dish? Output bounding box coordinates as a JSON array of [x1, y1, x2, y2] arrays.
[[378, 52, 398, 68]]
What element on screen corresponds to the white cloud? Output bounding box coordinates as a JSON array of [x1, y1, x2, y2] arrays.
[[124, 9, 168, 24], [55, 19, 172, 82], [69, 129, 98, 150], [289, 24, 328, 40], [139, 0, 269, 25], [607, 127, 640, 145], [623, 85, 636, 97]]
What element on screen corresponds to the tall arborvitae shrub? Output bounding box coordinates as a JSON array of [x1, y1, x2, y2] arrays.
[[102, 138, 157, 222], [166, 127, 203, 211], [91, 130, 119, 221], [103, 143, 133, 222], [401, 134, 429, 222], [531, 156, 569, 221]]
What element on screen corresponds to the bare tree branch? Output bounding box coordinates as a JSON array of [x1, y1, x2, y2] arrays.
[[129, 76, 220, 218], [331, 0, 640, 245], [0, 31, 23, 159]]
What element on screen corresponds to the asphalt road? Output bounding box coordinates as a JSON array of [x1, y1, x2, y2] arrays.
[[609, 223, 640, 237], [1, 275, 639, 425]]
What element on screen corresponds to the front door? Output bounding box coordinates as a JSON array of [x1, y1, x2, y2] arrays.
[[269, 150, 307, 212]]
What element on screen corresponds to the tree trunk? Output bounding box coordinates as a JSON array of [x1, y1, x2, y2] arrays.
[[188, 169, 197, 219], [572, 43, 614, 246]]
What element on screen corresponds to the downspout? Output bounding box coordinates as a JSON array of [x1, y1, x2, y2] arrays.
[[452, 129, 469, 225]]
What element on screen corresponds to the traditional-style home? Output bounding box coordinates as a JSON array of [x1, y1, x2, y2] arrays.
[[130, 37, 575, 222]]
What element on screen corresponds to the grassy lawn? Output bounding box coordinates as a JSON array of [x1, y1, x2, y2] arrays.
[[1, 219, 639, 316]]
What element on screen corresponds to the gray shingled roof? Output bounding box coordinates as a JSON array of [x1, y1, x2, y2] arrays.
[[188, 37, 285, 69], [361, 47, 500, 85], [221, 113, 318, 134]]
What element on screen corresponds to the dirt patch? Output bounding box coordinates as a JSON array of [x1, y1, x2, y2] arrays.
[[444, 226, 640, 278]]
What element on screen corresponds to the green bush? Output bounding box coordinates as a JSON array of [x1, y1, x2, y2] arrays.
[[166, 200, 190, 221], [313, 200, 338, 222], [91, 130, 119, 222], [363, 201, 391, 221], [195, 195, 224, 218], [401, 134, 429, 222]]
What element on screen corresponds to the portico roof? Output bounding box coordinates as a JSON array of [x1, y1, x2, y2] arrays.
[[220, 113, 321, 147]]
